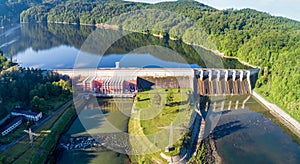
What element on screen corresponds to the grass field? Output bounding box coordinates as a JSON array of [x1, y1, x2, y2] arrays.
[[0, 124, 27, 144], [46, 95, 73, 113], [129, 88, 193, 163]]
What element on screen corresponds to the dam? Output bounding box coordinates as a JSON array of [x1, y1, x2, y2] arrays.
[[195, 69, 258, 95], [55, 67, 258, 97]]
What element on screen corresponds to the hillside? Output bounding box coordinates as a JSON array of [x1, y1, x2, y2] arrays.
[[4, 0, 300, 121], [0, 0, 42, 25]]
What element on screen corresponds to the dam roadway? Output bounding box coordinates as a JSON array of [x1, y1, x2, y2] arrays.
[[54, 67, 259, 97]]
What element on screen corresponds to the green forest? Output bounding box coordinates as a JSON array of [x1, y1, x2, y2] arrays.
[[2, 0, 300, 121], [0, 50, 72, 119], [0, 0, 42, 26]]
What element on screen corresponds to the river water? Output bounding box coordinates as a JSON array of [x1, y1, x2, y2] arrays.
[[1, 23, 300, 163], [56, 98, 133, 164], [210, 95, 300, 164]]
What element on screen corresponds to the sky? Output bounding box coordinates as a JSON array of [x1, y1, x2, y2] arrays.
[[127, 0, 300, 21]]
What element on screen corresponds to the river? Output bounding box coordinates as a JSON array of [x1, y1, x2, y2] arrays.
[[1, 23, 300, 163], [56, 98, 133, 164], [209, 95, 300, 164]]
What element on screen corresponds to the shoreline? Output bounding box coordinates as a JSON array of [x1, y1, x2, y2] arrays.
[[41, 21, 259, 69], [184, 42, 258, 69], [252, 91, 300, 137], [208, 136, 222, 164], [202, 136, 222, 164], [20, 21, 256, 69], [210, 138, 222, 164]]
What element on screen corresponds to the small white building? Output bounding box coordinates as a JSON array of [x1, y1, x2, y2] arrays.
[[11, 109, 43, 122], [0, 117, 22, 136]]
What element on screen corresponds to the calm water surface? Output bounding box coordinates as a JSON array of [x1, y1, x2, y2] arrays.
[[212, 96, 300, 164], [57, 98, 133, 164], [0, 23, 248, 69]]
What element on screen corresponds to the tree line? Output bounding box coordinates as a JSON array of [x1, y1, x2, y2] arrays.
[[0, 50, 71, 119]]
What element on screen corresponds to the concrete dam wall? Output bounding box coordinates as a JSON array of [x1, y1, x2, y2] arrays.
[[195, 69, 257, 96], [55, 68, 258, 97], [137, 76, 193, 90]]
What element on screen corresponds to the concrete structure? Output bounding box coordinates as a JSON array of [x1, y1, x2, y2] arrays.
[[55, 68, 194, 79], [197, 95, 251, 113], [56, 68, 195, 97], [55, 68, 257, 97], [195, 68, 257, 96], [224, 70, 229, 81], [0, 116, 22, 136], [11, 109, 43, 122], [90, 77, 137, 94], [232, 70, 237, 81]]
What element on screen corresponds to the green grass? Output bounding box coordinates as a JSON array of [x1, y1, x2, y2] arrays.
[[164, 138, 184, 156], [0, 124, 27, 144], [45, 95, 72, 113], [129, 88, 193, 163], [128, 112, 166, 163]]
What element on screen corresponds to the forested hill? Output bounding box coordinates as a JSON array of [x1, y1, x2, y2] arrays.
[[0, 0, 43, 25], [9, 0, 300, 121]]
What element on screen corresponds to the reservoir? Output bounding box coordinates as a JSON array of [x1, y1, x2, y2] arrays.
[[1, 23, 299, 163]]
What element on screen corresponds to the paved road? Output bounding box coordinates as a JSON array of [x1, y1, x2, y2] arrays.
[[0, 98, 76, 152]]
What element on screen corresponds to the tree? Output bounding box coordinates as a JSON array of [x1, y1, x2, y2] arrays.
[[31, 96, 46, 111], [29, 88, 37, 101], [53, 79, 71, 92]]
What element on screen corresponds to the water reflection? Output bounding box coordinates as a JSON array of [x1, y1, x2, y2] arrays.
[[0, 23, 250, 69], [212, 120, 246, 140]]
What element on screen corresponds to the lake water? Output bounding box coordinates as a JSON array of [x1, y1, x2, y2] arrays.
[[0, 23, 249, 70], [1, 23, 300, 163]]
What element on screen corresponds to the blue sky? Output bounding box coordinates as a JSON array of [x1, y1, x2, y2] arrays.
[[127, 0, 300, 21]]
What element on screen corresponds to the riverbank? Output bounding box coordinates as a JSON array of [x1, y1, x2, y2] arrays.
[[252, 91, 300, 137], [204, 136, 222, 164], [48, 97, 89, 163]]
